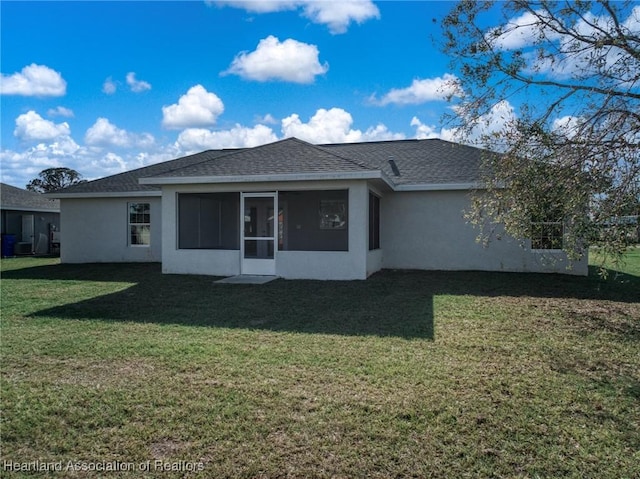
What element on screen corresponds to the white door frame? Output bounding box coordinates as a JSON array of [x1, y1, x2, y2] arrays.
[[240, 192, 277, 275]]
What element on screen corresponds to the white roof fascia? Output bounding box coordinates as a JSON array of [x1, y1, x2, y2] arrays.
[[139, 170, 383, 185], [1, 206, 60, 213], [394, 182, 481, 192], [46, 190, 162, 199]]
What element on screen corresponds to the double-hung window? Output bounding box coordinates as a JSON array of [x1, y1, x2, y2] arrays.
[[129, 203, 150, 246]]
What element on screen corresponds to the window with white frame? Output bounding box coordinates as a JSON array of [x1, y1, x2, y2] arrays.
[[128, 203, 150, 246], [530, 221, 563, 250]]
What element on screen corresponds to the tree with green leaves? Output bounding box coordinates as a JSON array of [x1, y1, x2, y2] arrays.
[[441, 0, 640, 270], [26, 167, 86, 193]]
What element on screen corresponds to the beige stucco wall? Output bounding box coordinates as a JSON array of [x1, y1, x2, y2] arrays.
[[60, 197, 162, 263], [59, 186, 588, 277], [381, 190, 588, 275]]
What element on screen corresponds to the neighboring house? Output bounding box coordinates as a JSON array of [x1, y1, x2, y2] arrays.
[[1, 183, 61, 256], [50, 138, 588, 278]]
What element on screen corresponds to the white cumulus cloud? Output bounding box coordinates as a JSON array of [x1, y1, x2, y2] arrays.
[[224, 36, 328, 83], [410, 101, 518, 145], [162, 85, 225, 129], [0, 136, 82, 187], [485, 10, 556, 50], [177, 107, 406, 154], [85, 118, 130, 147], [91, 152, 128, 176], [1, 64, 67, 96], [302, 0, 380, 34], [444, 100, 518, 147], [211, 0, 379, 34], [487, 6, 640, 81], [360, 124, 406, 142], [103, 77, 117, 94], [14, 111, 71, 142], [282, 108, 360, 143], [373, 74, 463, 106], [281, 107, 404, 144], [47, 106, 74, 118], [410, 117, 443, 140], [85, 118, 155, 148], [176, 124, 278, 152], [210, 0, 298, 13], [552, 115, 583, 139], [126, 72, 151, 92], [255, 113, 278, 125]]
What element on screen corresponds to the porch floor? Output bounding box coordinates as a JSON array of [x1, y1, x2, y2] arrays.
[[215, 275, 278, 285]]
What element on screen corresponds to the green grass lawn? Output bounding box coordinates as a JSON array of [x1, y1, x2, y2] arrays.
[[1, 252, 639, 478]]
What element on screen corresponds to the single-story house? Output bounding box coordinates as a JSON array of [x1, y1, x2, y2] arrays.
[[1, 183, 61, 256], [50, 137, 588, 279]]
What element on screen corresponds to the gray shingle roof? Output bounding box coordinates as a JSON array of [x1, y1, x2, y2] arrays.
[[55, 149, 238, 195], [52, 137, 494, 195], [1, 183, 60, 211], [150, 138, 375, 178], [321, 138, 489, 185]]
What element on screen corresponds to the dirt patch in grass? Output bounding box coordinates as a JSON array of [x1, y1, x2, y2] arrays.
[[149, 439, 192, 460], [522, 295, 640, 342]]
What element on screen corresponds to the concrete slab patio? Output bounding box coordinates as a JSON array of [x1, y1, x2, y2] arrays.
[[215, 275, 278, 285]]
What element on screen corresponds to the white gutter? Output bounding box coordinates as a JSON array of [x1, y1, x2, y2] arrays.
[[394, 182, 481, 191], [46, 176, 480, 197], [46, 190, 162, 199], [1, 206, 60, 213], [138, 172, 478, 192], [139, 170, 388, 186]]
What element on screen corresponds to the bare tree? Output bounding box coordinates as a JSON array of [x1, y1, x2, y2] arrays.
[[441, 0, 640, 271]]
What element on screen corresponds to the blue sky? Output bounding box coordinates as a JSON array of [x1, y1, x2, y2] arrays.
[[2, 1, 638, 188], [1, 1, 464, 187]]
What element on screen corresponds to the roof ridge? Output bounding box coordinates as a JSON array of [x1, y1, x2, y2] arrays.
[[293, 138, 378, 171], [140, 139, 305, 179], [148, 137, 379, 179], [139, 148, 242, 179], [320, 138, 424, 147]]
